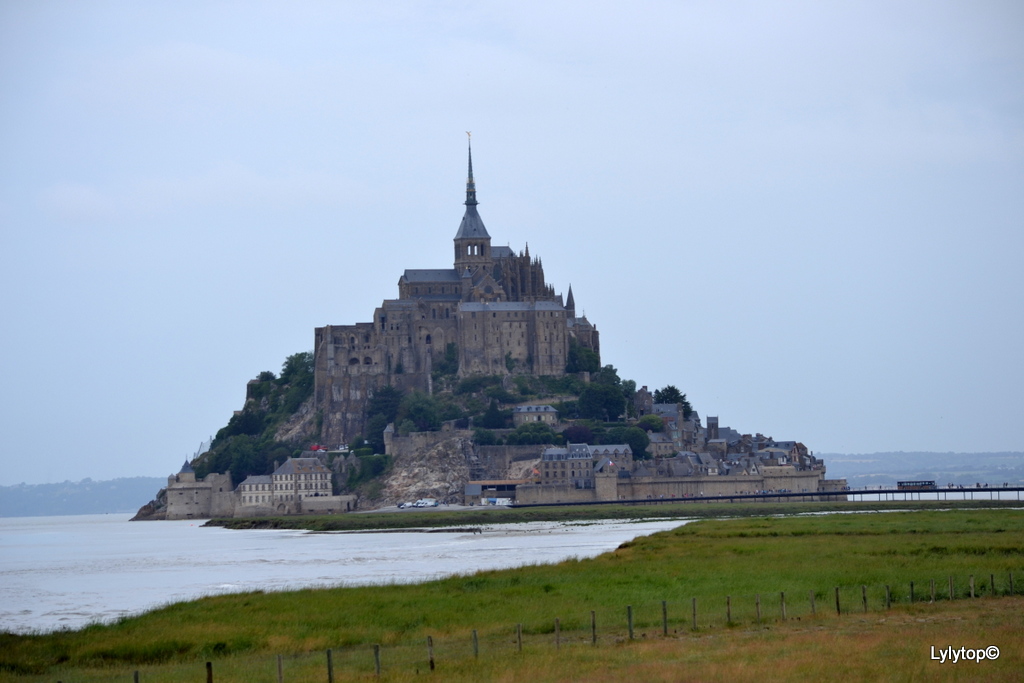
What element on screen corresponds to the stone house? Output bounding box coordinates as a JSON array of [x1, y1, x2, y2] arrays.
[[512, 404, 558, 427]]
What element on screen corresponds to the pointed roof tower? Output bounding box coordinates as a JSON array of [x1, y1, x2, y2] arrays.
[[454, 136, 489, 240], [566, 285, 576, 317], [454, 133, 492, 271]]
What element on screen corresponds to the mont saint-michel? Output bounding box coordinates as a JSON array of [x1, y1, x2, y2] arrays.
[[136, 144, 842, 521]]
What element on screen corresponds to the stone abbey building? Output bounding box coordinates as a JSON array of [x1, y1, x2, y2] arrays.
[[314, 145, 599, 446]]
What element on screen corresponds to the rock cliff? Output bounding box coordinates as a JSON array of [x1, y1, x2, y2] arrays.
[[377, 436, 473, 506]]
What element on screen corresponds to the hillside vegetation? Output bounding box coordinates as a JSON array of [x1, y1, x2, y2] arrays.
[[189, 347, 692, 489]]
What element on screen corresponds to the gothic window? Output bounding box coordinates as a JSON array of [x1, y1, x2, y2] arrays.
[[350, 336, 355, 345], [425, 335, 432, 344], [445, 308, 450, 318]]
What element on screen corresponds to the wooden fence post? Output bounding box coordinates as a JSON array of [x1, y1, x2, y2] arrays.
[[726, 596, 732, 625], [427, 635, 435, 671], [277, 654, 283, 683], [591, 610, 597, 645], [206, 661, 213, 683], [692, 598, 698, 631], [910, 581, 915, 603], [930, 579, 936, 603], [990, 574, 995, 596], [327, 649, 334, 683], [374, 644, 381, 677], [134, 672, 139, 683], [780, 591, 786, 621], [1010, 572, 1015, 596], [809, 591, 815, 617], [885, 585, 891, 610], [834, 587, 841, 616], [970, 575, 975, 598], [517, 623, 523, 653], [948, 576, 954, 601], [472, 629, 479, 658], [555, 618, 561, 649], [756, 594, 761, 624], [628, 605, 634, 640], [662, 601, 668, 636]]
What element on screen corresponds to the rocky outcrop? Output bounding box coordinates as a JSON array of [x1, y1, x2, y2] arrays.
[[378, 436, 472, 506], [130, 487, 167, 520], [274, 396, 320, 444]]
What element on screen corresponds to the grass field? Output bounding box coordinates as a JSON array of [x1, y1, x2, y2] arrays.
[[207, 498, 1021, 531], [2, 508, 1022, 681]]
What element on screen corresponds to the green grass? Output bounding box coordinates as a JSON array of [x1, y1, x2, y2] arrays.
[[3, 508, 1023, 681], [205, 498, 1022, 532]]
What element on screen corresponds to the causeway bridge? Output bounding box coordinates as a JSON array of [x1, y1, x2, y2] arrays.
[[512, 486, 1024, 508]]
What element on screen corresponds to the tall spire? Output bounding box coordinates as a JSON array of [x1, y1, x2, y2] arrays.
[[465, 133, 477, 207], [454, 132, 489, 240]]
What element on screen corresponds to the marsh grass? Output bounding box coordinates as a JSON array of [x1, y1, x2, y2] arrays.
[[2, 509, 1022, 681], [206, 498, 1021, 532]]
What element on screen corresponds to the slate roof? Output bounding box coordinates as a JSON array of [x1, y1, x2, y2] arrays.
[[513, 405, 557, 414], [460, 301, 564, 312], [402, 269, 461, 283], [239, 475, 272, 486], [273, 457, 330, 475]]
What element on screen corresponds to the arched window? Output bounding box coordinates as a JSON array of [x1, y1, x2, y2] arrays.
[[349, 358, 359, 365], [363, 357, 372, 365], [425, 334, 432, 344]]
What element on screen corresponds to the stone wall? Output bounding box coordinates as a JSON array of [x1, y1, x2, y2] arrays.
[[516, 469, 826, 504]]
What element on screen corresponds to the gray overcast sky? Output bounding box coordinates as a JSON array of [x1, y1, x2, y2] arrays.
[[1, 1, 1022, 485]]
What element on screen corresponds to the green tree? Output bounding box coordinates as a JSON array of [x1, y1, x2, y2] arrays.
[[638, 414, 664, 432], [505, 422, 563, 446], [366, 385, 403, 423], [480, 398, 506, 429], [578, 383, 626, 421], [279, 351, 313, 385], [566, 339, 600, 373], [604, 425, 651, 460], [473, 428, 499, 445], [365, 414, 390, 453], [433, 342, 460, 377], [653, 385, 693, 418], [562, 424, 594, 443], [592, 365, 621, 388], [397, 391, 442, 432]]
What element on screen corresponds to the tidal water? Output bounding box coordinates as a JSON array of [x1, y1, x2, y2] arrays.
[[0, 513, 688, 634]]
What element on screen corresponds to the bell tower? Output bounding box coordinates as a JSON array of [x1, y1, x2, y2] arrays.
[[453, 134, 492, 272]]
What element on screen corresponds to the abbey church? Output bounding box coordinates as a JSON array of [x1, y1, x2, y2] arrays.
[[314, 145, 600, 445]]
